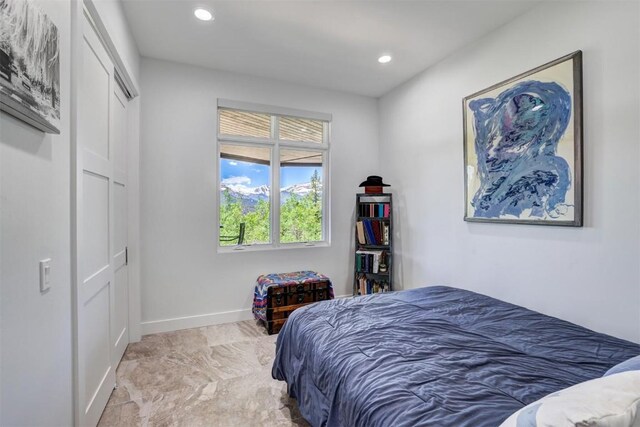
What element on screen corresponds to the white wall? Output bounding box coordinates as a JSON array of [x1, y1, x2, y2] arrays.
[[0, 1, 73, 425], [139, 58, 379, 332], [91, 0, 140, 86], [379, 1, 640, 342]]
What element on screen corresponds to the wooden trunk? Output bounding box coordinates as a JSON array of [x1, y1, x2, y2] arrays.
[[264, 281, 332, 334]]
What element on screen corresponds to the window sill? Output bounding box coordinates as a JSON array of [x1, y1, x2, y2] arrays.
[[217, 241, 330, 254]]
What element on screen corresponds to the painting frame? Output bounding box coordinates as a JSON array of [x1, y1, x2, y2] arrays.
[[0, 0, 61, 134], [463, 50, 583, 227]]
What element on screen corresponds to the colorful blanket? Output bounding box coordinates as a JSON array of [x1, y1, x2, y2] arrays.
[[252, 271, 334, 322]]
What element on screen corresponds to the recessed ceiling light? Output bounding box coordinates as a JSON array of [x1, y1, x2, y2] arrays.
[[194, 8, 213, 21], [378, 55, 392, 64]]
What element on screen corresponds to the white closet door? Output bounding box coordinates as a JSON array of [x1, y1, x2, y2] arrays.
[[77, 13, 116, 427], [111, 83, 129, 363]]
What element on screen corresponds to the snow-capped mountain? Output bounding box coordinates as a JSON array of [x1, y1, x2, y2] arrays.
[[220, 182, 322, 210], [221, 183, 270, 199], [280, 183, 315, 200]]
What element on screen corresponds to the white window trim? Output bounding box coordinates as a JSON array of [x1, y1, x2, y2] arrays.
[[216, 100, 331, 253]]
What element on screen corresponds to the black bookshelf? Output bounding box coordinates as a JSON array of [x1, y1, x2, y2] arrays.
[[353, 193, 393, 296]]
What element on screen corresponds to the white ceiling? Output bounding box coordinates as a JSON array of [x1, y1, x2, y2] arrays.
[[122, 0, 538, 97]]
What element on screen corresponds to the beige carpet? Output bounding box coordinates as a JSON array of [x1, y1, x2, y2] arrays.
[[98, 320, 309, 426]]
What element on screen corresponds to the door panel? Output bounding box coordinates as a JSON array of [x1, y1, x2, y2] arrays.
[[79, 38, 110, 160], [82, 285, 111, 406], [76, 11, 131, 426], [113, 88, 128, 178], [111, 83, 129, 364], [112, 177, 128, 361], [113, 182, 127, 255], [113, 264, 129, 354], [82, 171, 109, 280], [77, 13, 117, 427]]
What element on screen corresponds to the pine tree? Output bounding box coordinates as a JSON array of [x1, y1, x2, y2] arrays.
[[219, 189, 243, 246], [310, 169, 320, 205]]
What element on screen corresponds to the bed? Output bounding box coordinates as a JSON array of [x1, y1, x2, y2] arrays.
[[272, 286, 640, 427]]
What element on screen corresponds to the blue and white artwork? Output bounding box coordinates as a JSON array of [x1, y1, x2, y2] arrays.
[[464, 52, 582, 226]]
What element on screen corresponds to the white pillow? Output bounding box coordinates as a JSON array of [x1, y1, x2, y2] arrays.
[[500, 371, 640, 427]]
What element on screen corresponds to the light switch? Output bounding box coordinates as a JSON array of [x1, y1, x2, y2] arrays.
[[40, 259, 51, 292]]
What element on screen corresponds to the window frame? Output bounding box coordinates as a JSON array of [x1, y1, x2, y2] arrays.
[[216, 99, 331, 252]]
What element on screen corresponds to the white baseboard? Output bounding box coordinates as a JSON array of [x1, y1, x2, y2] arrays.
[[140, 294, 353, 335], [141, 308, 254, 335]]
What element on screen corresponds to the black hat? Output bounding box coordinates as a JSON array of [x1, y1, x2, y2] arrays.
[[359, 175, 390, 187]]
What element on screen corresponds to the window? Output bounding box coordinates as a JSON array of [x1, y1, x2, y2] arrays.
[[217, 100, 330, 249]]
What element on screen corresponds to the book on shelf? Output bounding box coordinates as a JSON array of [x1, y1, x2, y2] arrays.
[[363, 220, 376, 245], [355, 250, 383, 273], [356, 221, 366, 244], [383, 223, 389, 245], [358, 219, 389, 246], [359, 203, 391, 218], [372, 220, 382, 244], [356, 273, 390, 296]]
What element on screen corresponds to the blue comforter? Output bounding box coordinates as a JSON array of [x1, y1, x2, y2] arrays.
[[272, 286, 640, 427]]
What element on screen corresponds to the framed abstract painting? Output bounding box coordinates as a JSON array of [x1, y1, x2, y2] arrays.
[[463, 51, 583, 226]]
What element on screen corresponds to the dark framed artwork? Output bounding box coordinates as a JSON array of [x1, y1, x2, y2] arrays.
[[463, 51, 583, 226], [0, 0, 60, 134]]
